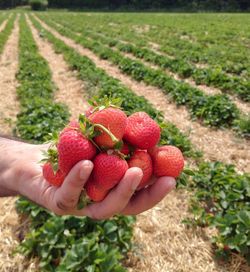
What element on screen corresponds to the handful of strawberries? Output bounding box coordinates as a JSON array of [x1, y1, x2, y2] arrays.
[[42, 98, 184, 203]]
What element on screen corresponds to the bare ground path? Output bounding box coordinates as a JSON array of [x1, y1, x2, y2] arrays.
[[0, 18, 20, 136], [33, 15, 250, 173], [0, 18, 35, 272], [26, 16, 89, 120], [0, 18, 8, 33]]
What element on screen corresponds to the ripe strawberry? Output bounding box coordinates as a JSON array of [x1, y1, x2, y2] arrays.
[[89, 107, 127, 148], [60, 120, 80, 135], [93, 153, 128, 190], [42, 162, 65, 187], [58, 129, 96, 175], [124, 112, 160, 149], [128, 150, 153, 190], [85, 177, 108, 202], [151, 146, 184, 178]]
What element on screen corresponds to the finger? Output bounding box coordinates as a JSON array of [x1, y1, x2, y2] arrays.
[[73, 167, 143, 219], [121, 177, 176, 215], [54, 160, 93, 210]]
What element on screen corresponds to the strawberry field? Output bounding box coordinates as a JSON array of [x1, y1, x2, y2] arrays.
[[0, 11, 249, 272]]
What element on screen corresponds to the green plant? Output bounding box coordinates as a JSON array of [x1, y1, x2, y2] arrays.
[[185, 162, 250, 263], [16, 198, 134, 271], [233, 114, 250, 139]]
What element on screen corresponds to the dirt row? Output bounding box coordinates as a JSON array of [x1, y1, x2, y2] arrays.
[[0, 17, 19, 136], [0, 17, 27, 272], [33, 15, 250, 174], [0, 17, 7, 32], [29, 15, 248, 272]]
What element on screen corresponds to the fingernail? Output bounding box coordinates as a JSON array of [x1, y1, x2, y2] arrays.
[[131, 173, 143, 191], [167, 177, 176, 190], [80, 161, 92, 179]]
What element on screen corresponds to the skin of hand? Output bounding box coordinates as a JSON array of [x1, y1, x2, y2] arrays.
[[0, 137, 176, 220]]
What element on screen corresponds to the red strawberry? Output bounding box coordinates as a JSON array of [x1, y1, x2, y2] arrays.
[[58, 129, 96, 175], [93, 153, 128, 190], [42, 162, 65, 187], [85, 177, 108, 202], [124, 112, 160, 149], [89, 107, 127, 148], [151, 146, 184, 178], [61, 120, 80, 135], [128, 150, 153, 190]]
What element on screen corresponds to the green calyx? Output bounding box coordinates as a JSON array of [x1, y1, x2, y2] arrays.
[[40, 145, 59, 173], [88, 95, 123, 115], [78, 113, 122, 151], [77, 190, 93, 210]]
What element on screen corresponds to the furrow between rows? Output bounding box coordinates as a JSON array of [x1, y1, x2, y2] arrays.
[[26, 16, 89, 120], [0, 17, 28, 272], [0, 18, 7, 33], [0, 18, 19, 135]]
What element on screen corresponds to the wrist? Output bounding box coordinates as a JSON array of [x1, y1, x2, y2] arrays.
[[0, 137, 39, 196]]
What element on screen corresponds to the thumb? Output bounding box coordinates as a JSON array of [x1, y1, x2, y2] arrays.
[[55, 160, 93, 210]]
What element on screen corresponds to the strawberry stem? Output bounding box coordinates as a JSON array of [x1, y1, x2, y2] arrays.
[[93, 124, 119, 144]]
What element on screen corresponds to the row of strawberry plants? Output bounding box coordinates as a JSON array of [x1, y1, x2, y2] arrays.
[[31, 15, 250, 263], [95, 33, 250, 103], [15, 16, 135, 272], [0, 14, 15, 55], [16, 15, 69, 142], [42, 12, 249, 79], [84, 34, 250, 137], [30, 15, 198, 159], [44, 15, 250, 103], [35, 15, 242, 131]]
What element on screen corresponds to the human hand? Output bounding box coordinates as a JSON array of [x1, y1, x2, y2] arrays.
[[0, 139, 176, 219]]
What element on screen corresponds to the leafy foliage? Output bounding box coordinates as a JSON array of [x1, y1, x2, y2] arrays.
[[185, 162, 250, 263], [0, 14, 15, 55], [15, 15, 69, 142], [16, 198, 134, 271], [87, 33, 250, 102], [233, 114, 250, 139]]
